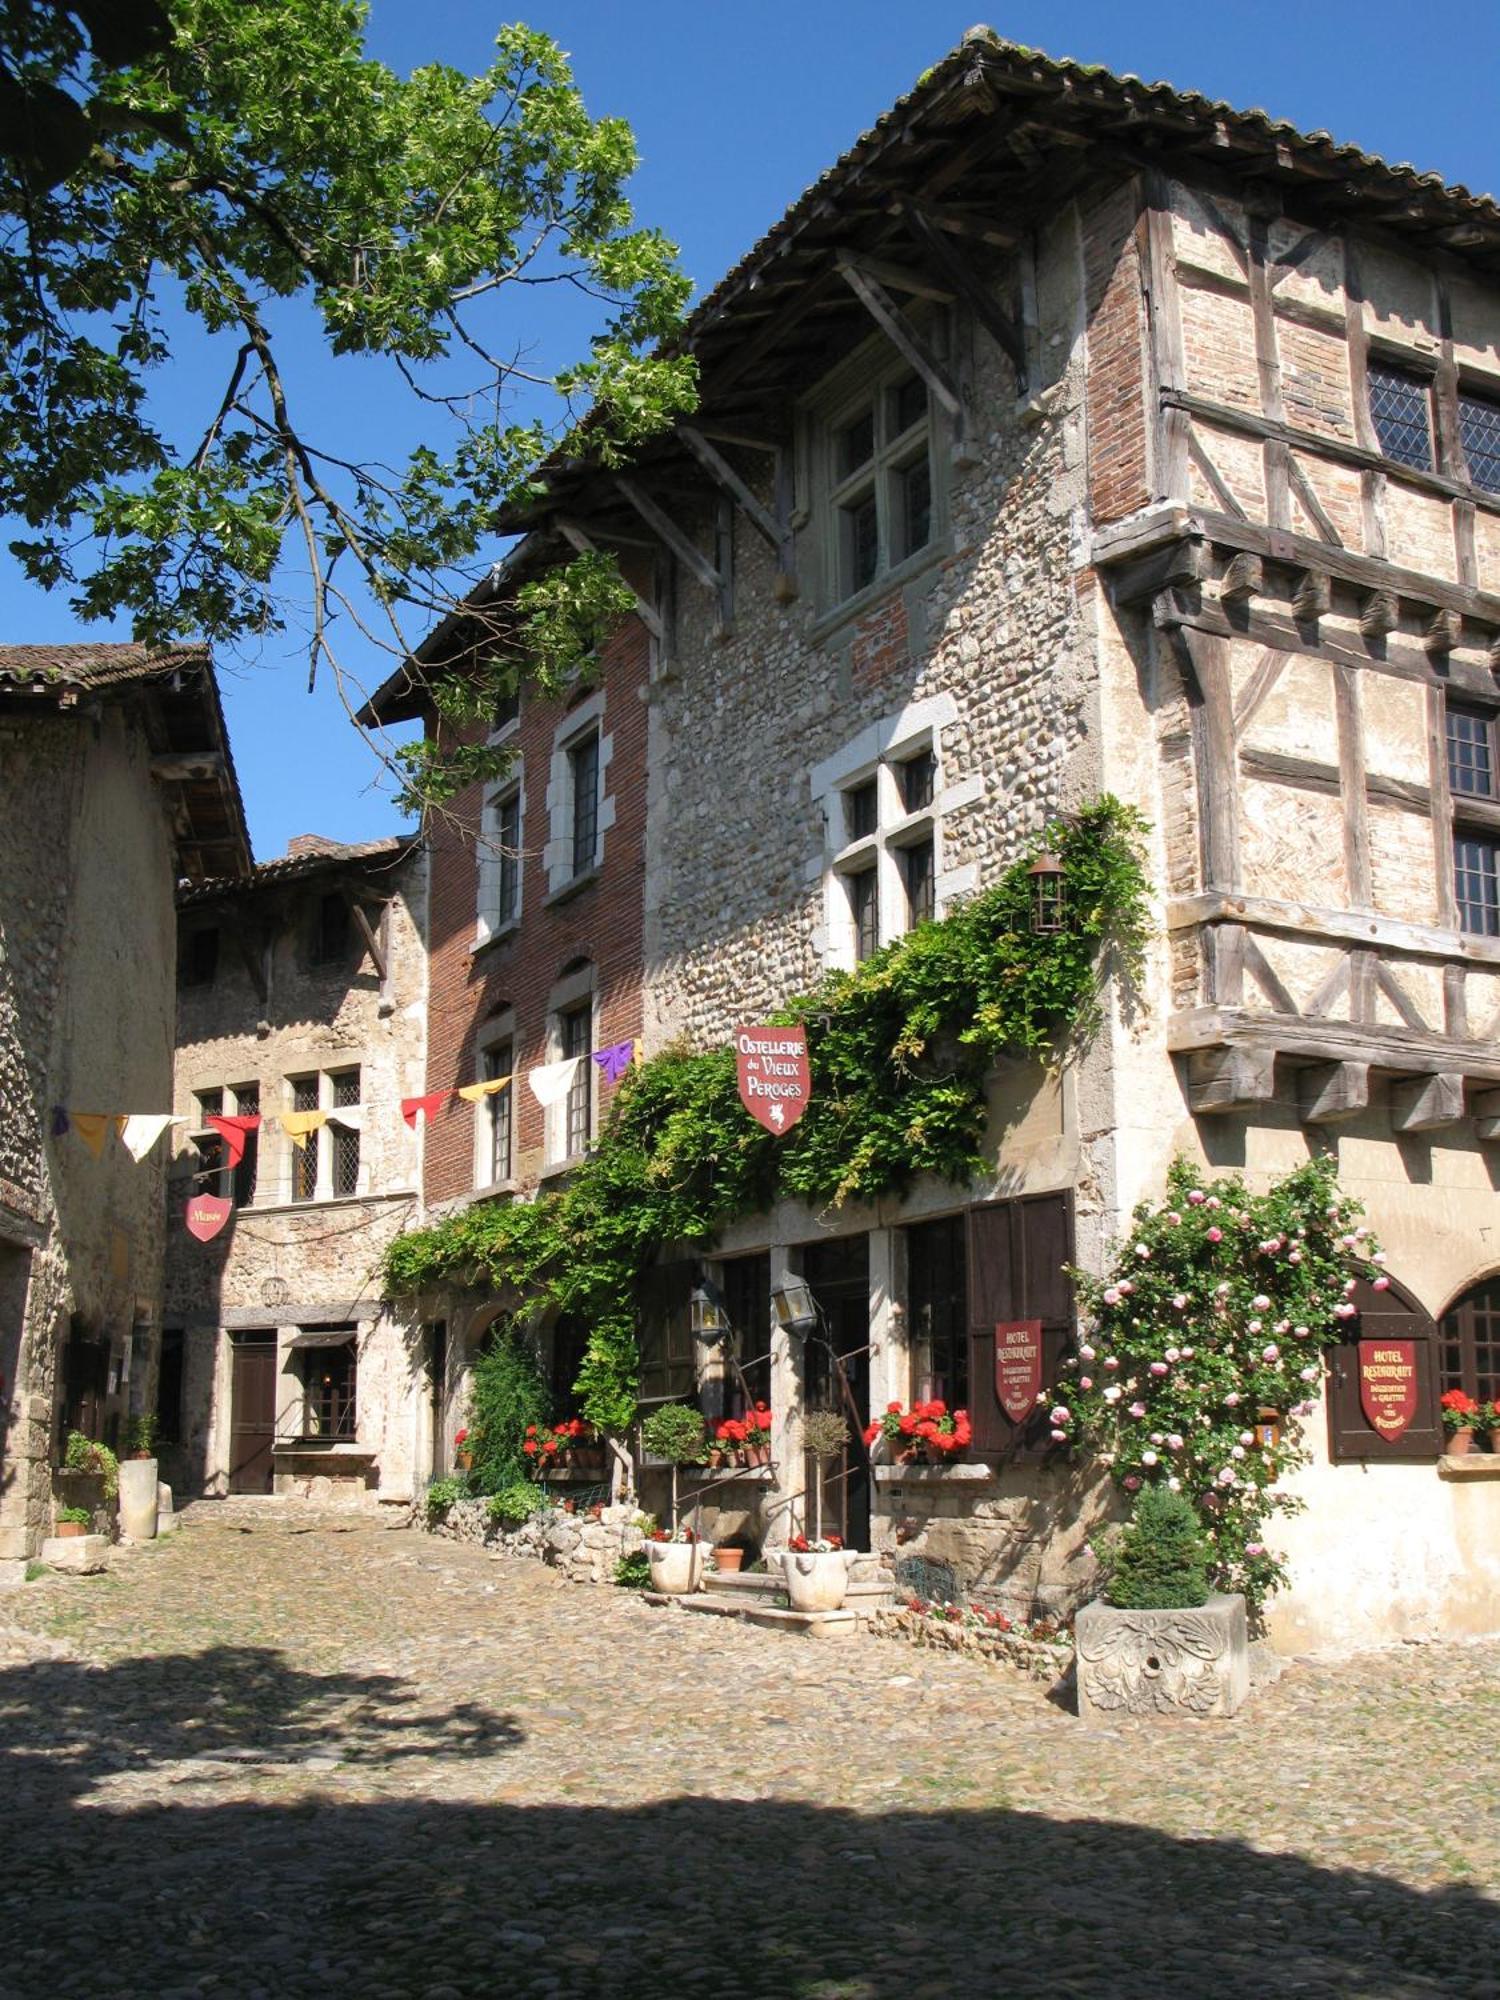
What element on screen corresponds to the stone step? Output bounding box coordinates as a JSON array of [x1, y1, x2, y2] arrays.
[[39, 1534, 110, 1574], [704, 1567, 894, 1605], [648, 1591, 860, 1639]]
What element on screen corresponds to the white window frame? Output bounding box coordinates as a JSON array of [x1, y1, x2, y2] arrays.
[[477, 761, 525, 946], [543, 691, 615, 896], [472, 1007, 517, 1193], [543, 962, 596, 1169], [809, 695, 982, 971], [804, 323, 950, 617]]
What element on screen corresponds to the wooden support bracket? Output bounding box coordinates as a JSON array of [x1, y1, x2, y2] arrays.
[[892, 198, 1028, 389], [345, 897, 388, 984], [677, 426, 797, 603], [1296, 1060, 1371, 1125], [1472, 1088, 1500, 1141], [1389, 1071, 1466, 1133], [1220, 551, 1264, 602], [1359, 587, 1399, 638], [614, 477, 731, 637], [835, 252, 970, 460], [1424, 608, 1462, 656], [1291, 568, 1332, 623], [1184, 1046, 1277, 1114], [150, 751, 225, 781], [556, 519, 663, 641]]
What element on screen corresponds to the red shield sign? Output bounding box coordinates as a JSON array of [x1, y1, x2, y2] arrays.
[[995, 1320, 1044, 1424], [185, 1194, 233, 1243], [1359, 1338, 1419, 1442], [734, 1025, 811, 1135]]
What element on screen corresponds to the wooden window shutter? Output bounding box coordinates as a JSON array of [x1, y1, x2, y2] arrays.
[[966, 1192, 1075, 1455], [1326, 1277, 1443, 1464], [634, 1260, 697, 1404]]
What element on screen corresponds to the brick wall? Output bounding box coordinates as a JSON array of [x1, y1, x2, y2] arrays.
[[1082, 177, 1151, 524], [421, 617, 651, 1208]]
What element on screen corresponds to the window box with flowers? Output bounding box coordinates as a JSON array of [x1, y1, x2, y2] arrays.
[[864, 1398, 972, 1465]]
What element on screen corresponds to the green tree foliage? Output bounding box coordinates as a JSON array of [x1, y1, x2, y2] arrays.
[[465, 1324, 549, 1495], [1, 2, 693, 796], [1104, 1485, 1209, 1610], [384, 800, 1149, 1432]]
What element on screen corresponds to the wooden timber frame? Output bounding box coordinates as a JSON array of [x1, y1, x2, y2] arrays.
[[1098, 505, 1500, 1130]]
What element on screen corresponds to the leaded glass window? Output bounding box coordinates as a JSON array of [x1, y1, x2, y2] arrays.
[[1368, 361, 1432, 471], [1459, 390, 1500, 494]]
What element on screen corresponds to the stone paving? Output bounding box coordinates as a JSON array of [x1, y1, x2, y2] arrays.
[[1, 1499, 1498, 1998]]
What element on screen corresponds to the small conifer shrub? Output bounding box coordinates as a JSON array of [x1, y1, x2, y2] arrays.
[[1105, 1486, 1210, 1610]]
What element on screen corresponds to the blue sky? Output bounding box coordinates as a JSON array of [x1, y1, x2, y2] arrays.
[[4, 1, 1498, 859]]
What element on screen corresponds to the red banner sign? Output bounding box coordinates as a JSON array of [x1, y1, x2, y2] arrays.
[[995, 1319, 1044, 1424], [185, 1194, 233, 1243], [734, 1025, 811, 1135], [1359, 1338, 1419, 1442]]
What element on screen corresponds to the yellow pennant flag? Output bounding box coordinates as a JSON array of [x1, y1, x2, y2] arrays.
[[279, 1109, 327, 1148], [456, 1076, 511, 1102], [70, 1113, 112, 1159]]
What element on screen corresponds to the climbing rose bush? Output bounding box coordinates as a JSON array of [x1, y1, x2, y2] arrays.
[[1049, 1156, 1385, 1613]]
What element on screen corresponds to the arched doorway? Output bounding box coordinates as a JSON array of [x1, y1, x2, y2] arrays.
[[1326, 1274, 1443, 1463], [1438, 1275, 1500, 1408]]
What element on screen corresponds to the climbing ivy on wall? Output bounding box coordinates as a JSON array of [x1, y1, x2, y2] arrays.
[[383, 797, 1150, 1431]]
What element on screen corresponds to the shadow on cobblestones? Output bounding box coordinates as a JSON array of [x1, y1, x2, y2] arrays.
[[0, 1645, 523, 1794]]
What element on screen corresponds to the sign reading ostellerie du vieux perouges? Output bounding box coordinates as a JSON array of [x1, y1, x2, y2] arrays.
[[734, 1025, 811, 1135]]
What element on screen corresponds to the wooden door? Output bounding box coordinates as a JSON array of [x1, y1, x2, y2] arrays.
[[229, 1336, 276, 1493], [427, 1321, 447, 1473], [967, 1193, 1075, 1456]]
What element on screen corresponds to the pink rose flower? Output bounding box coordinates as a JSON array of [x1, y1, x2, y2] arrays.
[[1187, 1190, 1206, 1206], [1128, 1401, 1147, 1418], [1141, 1449, 1159, 1466], [1124, 1475, 1141, 1491], [1102, 1288, 1120, 1306], [1334, 1302, 1357, 1320], [1261, 1343, 1280, 1362], [1166, 1433, 1184, 1451], [1172, 1293, 1188, 1311], [1207, 1227, 1223, 1243], [1165, 1346, 1180, 1362], [1103, 1386, 1122, 1404], [1079, 1377, 1093, 1391], [1372, 1277, 1390, 1292], [1149, 1361, 1169, 1377], [1104, 1356, 1119, 1371], [1224, 1392, 1241, 1407], [1252, 1295, 1271, 1312]]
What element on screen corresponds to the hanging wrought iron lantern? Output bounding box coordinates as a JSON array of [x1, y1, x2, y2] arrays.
[[690, 1279, 731, 1343], [769, 1275, 819, 1337], [1028, 851, 1066, 934]]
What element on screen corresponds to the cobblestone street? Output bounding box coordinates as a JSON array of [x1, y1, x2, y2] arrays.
[[1, 1503, 1497, 1998]]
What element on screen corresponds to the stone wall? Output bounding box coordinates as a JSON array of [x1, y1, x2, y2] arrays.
[[425, 1495, 647, 1586], [166, 845, 429, 1502], [0, 699, 177, 1575]]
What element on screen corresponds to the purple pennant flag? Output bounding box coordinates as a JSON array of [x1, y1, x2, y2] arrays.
[[50, 1106, 69, 1138], [591, 1039, 635, 1086]]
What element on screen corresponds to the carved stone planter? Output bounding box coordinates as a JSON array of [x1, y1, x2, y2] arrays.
[[645, 1539, 703, 1594], [1074, 1592, 1249, 1720], [781, 1549, 853, 1613]]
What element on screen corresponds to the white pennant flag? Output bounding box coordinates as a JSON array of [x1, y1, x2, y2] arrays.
[[529, 1056, 582, 1109], [117, 1114, 180, 1162]]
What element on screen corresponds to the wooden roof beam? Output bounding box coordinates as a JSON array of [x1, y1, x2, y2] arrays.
[[677, 426, 797, 602]]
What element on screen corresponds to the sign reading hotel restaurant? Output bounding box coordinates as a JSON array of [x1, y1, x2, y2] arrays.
[[1358, 1338, 1420, 1442], [995, 1319, 1044, 1423], [734, 1024, 811, 1135]]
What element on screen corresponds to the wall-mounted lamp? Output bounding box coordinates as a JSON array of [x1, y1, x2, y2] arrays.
[[1028, 851, 1066, 935], [690, 1280, 731, 1343], [770, 1275, 819, 1337]]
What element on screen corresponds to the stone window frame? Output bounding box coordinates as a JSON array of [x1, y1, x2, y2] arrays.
[[802, 319, 953, 621], [809, 694, 981, 971], [188, 1080, 259, 1204], [543, 691, 615, 897], [476, 758, 525, 947], [277, 1064, 366, 1205], [541, 960, 596, 1171], [472, 1005, 517, 1195], [1443, 696, 1500, 937]]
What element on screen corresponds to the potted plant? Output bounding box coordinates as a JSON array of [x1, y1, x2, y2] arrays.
[[454, 1427, 473, 1471], [62, 1430, 119, 1500], [118, 1415, 159, 1540], [712, 1544, 745, 1574], [54, 1504, 91, 1540], [644, 1524, 703, 1594], [1075, 1486, 1249, 1720], [1441, 1389, 1483, 1456], [639, 1403, 707, 1531], [1483, 1399, 1500, 1454], [782, 1531, 849, 1611], [712, 1417, 747, 1470], [864, 1399, 972, 1464], [742, 1402, 773, 1467]]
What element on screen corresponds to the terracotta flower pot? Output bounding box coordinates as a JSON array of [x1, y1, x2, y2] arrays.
[[456, 1450, 473, 1471], [1488, 1428, 1500, 1455], [744, 1442, 770, 1468], [1448, 1427, 1477, 1456], [714, 1546, 744, 1574], [55, 1521, 85, 1539]]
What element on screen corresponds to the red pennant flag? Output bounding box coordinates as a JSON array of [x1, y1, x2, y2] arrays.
[[205, 1113, 260, 1169], [402, 1092, 449, 1130], [185, 1194, 233, 1242]]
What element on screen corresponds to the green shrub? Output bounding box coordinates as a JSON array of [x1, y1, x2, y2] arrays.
[[424, 1477, 465, 1516], [486, 1480, 547, 1526], [1105, 1486, 1210, 1610], [466, 1325, 550, 1493], [614, 1552, 652, 1589], [63, 1432, 118, 1500], [56, 1504, 91, 1526], [640, 1403, 706, 1465], [124, 1413, 159, 1456]]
